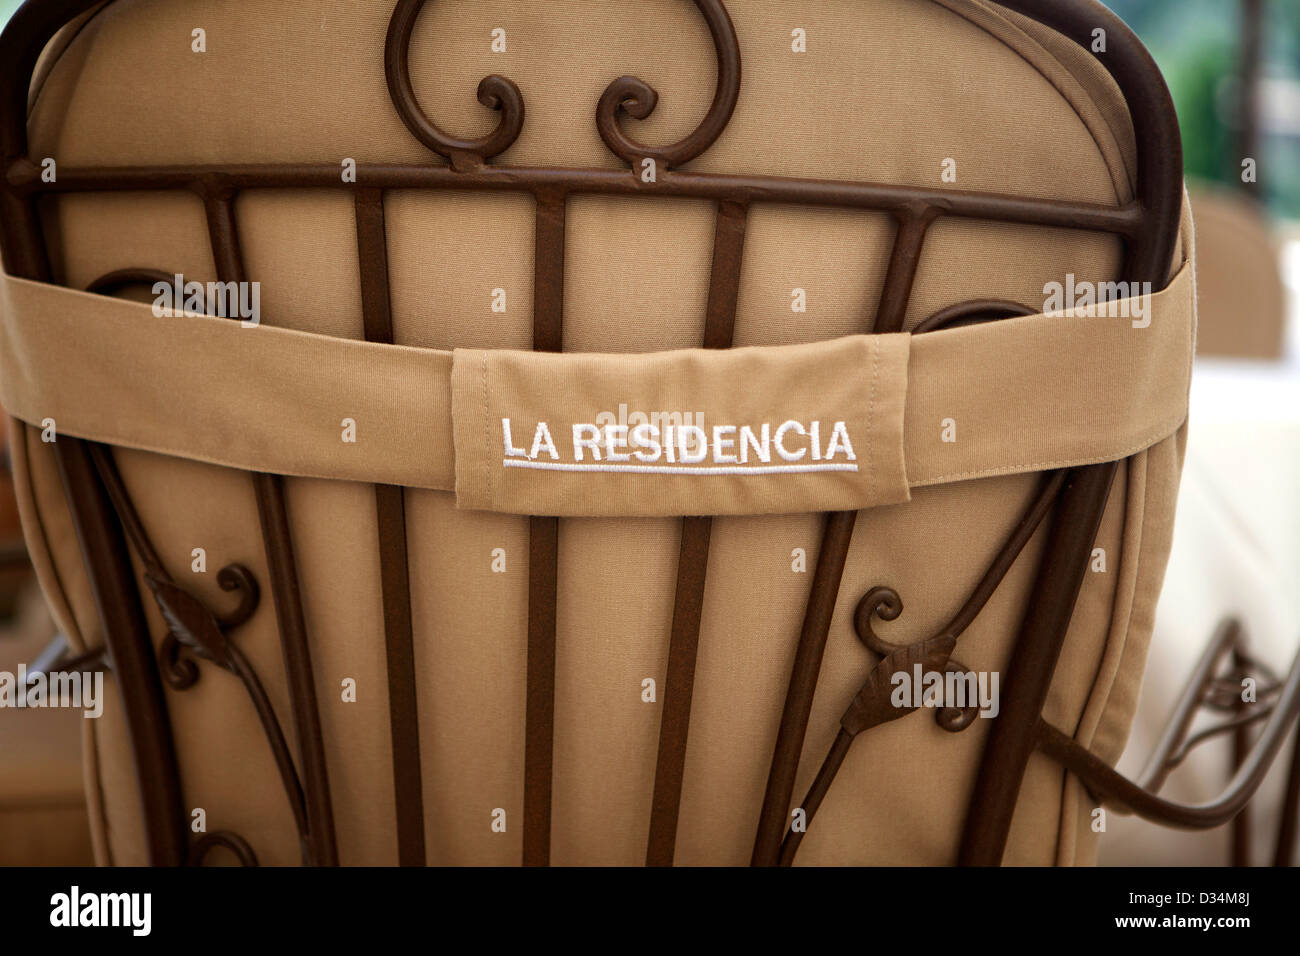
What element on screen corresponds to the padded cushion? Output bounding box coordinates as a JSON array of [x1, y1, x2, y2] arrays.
[[1187, 183, 1285, 360], [11, 0, 1188, 865]]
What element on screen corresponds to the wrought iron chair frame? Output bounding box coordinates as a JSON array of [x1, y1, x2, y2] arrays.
[[0, 0, 1296, 867]]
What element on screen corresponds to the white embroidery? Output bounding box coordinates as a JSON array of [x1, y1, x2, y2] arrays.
[[500, 418, 858, 475], [503, 461, 857, 476]]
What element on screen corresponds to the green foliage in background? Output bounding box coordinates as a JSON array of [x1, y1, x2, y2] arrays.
[[1110, 0, 1300, 217]]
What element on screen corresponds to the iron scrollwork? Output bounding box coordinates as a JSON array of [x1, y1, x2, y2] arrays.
[[384, 0, 525, 169], [595, 0, 741, 168], [852, 310, 1068, 738], [75, 305, 298, 865], [155, 564, 259, 690], [0, 0, 1194, 868], [779, 468, 1068, 865], [384, 0, 741, 171]]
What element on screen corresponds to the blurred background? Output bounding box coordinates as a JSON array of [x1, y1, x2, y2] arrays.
[[0, 0, 1296, 866], [1111, 0, 1300, 218], [1095, 0, 1300, 867]]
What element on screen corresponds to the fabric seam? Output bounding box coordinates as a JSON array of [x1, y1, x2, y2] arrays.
[[868, 339, 878, 500], [910, 413, 1189, 486], [481, 354, 492, 506]]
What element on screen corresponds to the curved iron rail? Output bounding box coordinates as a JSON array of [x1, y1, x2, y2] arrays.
[[1037, 617, 1300, 861], [952, 0, 1186, 868], [1039, 630, 1300, 831], [778, 470, 1064, 864], [751, 0, 1186, 866], [595, 0, 742, 168], [384, 0, 525, 168], [911, 299, 1037, 335], [84, 439, 304, 865], [187, 831, 259, 867], [856, 469, 1067, 732]]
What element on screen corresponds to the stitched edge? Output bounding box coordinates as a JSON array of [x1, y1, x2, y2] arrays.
[[4, 410, 1189, 503], [1051, 455, 1137, 866], [9, 419, 84, 650], [909, 412, 1189, 487], [867, 338, 878, 500], [935, 0, 1131, 207], [481, 353, 492, 506], [1069, 450, 1148, 865]]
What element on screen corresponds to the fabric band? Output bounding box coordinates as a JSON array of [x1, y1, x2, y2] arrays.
[[0, 264, 1194, 517]]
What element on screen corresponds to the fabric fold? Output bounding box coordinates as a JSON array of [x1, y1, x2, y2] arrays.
[[0, 262, 1195, 517]]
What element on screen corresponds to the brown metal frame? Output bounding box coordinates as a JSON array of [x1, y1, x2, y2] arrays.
[[1, 0, 1292, 867], [1236, 0, 1264, 191], [1042, 618, 1300, 862]]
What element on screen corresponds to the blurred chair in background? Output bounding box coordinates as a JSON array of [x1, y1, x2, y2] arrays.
[[1101, 0, 1300, 867]]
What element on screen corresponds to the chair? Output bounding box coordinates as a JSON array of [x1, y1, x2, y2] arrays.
[[1186, 0, 1287, 361], [1188, 183, 1287, 360], [0, 0, 1295, 866]]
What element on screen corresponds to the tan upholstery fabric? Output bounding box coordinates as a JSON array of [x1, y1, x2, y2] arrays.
[[7, 0, 1192, 866], [451, 335, 913, 516], [0, 263, 1195, 517], [1186, 183, 1286, 360]]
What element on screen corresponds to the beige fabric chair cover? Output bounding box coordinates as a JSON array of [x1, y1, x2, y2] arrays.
[[3, 0, 1194, 865], [1187, 182, 1286, 360]]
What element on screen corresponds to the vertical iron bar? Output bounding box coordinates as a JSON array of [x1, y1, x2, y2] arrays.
[[1272, 717, 1300, 867], [646, 199, 747, 866], [874, 206, 940, 337], [1237, 0, 1264, 191], [750, 509, 857, 865], [956, 0, 1184, 867], [54, 436, 189, 865], [0, 178, 188, 866], [205, 190, 339, 866], [523, 188, 565, 866], [1231, 645, 1252, 866], [751, 207, 933, 865], [355, 188, 426, 866], [956, 463, 1118, 865]]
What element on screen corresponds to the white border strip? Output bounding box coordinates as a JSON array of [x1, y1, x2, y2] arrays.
[[502, 460, 858, 476]]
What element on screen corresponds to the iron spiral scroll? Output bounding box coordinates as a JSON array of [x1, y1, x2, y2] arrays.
[[79, 267, 328, 867], [384, 0, 742, 170], [85, 441, 291, 867], [777, 469, 1067, 865], [51, 0, 749, 868]]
